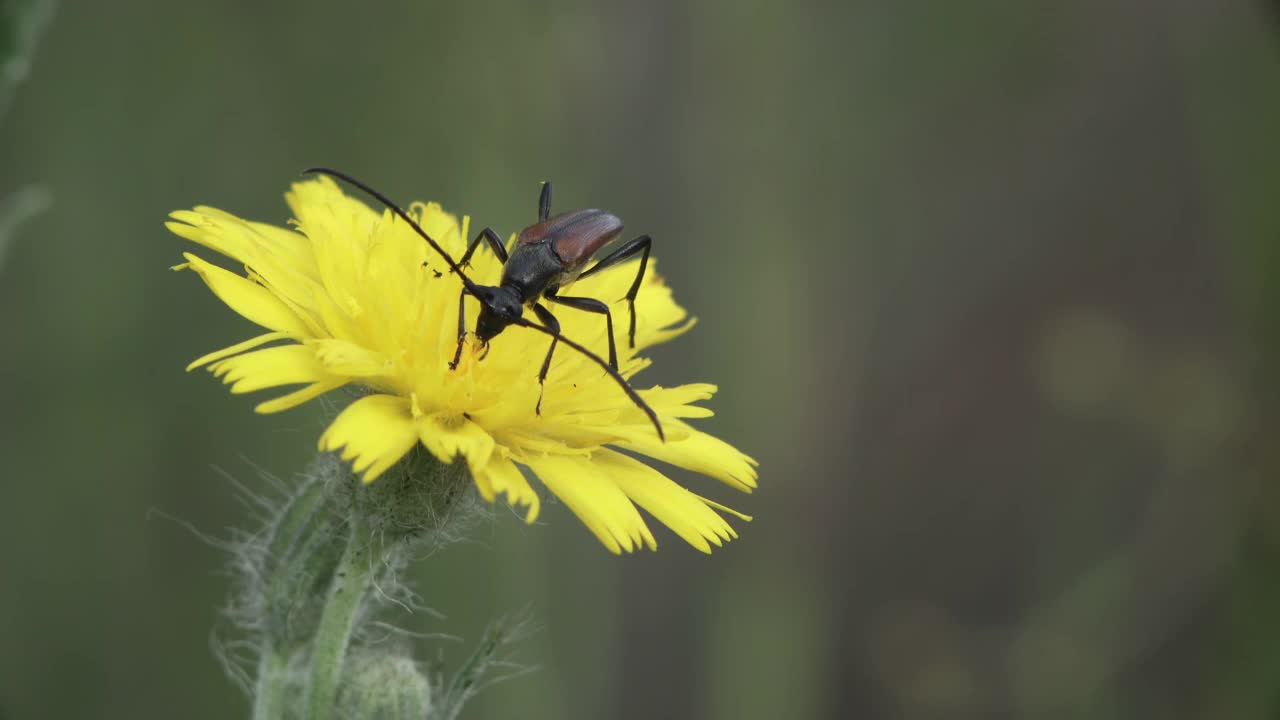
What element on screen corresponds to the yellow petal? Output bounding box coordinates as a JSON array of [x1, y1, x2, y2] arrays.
[[634, 316, 697, 353], [187, 332, 287, 371], [246, 220, 321, 278], [694, 494, 753, 523], [208, 344, 340, 394], [286, 176, 380, 241], [256, 380, 346, 414], [308, 338, 392, 378], [638, 383, 718, 419], [475, 453, 541, 523], [417, 413, 496, 477], [319, 394, 419, 482], [405, 202, 468, 260], [612, 419, 758, 492], [168, 209, 324, 314], [525, 454, 655, 554], [244, 266, 327, 337], [167, 211, 258, 267], [490, 427, 602, 456], [593, 449, 741, 553], [284, 178, 387, 317], [178, 253, 312, 338]]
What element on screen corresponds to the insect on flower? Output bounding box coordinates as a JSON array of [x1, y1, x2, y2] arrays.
[[169, 175, 757, 552], [305, 168, 663, 439]]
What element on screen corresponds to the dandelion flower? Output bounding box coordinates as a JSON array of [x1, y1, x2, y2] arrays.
[[167, 177, 757, 553]]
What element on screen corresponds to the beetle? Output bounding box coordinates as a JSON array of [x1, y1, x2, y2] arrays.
[[304, 167, 664, 441]]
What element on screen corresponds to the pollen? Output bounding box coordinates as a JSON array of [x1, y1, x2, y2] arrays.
[[168, 176, 757, 553]]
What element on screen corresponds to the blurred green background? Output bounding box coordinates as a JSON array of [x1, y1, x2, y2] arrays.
[[2, 1, 1279, 718]]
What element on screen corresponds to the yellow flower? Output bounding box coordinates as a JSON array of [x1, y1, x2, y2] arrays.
[[167, 177, 757, 553]]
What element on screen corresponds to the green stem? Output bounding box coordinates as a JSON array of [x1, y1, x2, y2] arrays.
[[304, 514, 378, 720], [250, 646, 289, 720]]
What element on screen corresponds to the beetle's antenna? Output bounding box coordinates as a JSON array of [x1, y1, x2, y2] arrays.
[[302, 167, 483, 295], [511, 316, 665, 441]]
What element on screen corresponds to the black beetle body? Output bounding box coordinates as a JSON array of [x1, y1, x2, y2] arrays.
[[474, 208, 625, 343]]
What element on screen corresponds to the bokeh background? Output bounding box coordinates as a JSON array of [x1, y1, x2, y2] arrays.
[[2, 1, 1279, 718]]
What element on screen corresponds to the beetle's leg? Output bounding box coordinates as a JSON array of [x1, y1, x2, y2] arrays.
[[531, 303, 560, 415], [545, 289, 618, 370], [449, 286, 469, 370], [457, 226, 508, 269], [575, 234, 651, 349], [538, 182, 553, 222]]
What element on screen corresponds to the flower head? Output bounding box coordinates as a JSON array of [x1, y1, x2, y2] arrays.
[[167, 177, 757, 553]]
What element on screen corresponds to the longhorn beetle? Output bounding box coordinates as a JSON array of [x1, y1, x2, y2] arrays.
[[303, 168, 664, 441]]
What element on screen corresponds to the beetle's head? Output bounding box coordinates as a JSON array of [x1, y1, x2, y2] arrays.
[[474, 285, 524, 346]]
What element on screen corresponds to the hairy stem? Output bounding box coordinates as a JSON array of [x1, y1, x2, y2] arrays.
[[304, 513, 379, 720], [237, 450, 481, 717], [250, 647, 289, 720]]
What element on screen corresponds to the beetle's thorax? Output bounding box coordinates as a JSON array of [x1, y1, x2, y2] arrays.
[[500, 241, 566, 304]]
